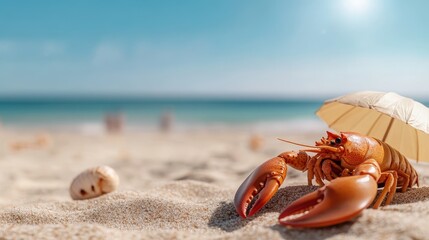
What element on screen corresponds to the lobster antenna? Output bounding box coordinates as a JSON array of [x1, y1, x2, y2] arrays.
[[277, 138, 340, 152], [277, 138, 318, 148]]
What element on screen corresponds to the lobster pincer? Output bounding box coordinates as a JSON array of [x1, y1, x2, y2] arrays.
[[278, 174, 378, 227], [234, 151, 310, 218]]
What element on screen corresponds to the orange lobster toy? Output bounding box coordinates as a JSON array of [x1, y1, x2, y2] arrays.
[[234, 131, 419, 227]]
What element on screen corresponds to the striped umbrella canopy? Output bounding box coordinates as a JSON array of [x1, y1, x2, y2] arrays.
[[316, 91, 429, 162]]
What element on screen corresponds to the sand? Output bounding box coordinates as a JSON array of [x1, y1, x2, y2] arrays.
[[0, 125, 429, 240]]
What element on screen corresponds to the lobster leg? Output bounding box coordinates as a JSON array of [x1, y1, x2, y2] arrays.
[[313, 153, 340, 186], [234, 151, 310, 218], [307, 156, 316, 186], [321, 159, 343, 181], [278, 159, 381, 228], [313, 155, 325, 186], [373, 170, 398, 208], [397, 170, 410, 192]]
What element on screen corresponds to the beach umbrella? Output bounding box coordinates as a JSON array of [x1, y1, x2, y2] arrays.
[[316, 91, 429, 162]]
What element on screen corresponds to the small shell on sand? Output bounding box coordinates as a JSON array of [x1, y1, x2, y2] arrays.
[[69, 166, 119, 200]]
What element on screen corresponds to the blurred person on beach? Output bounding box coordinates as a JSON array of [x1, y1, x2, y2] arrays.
[[160, 111, 174, 132], [104, 112, 124, 134]]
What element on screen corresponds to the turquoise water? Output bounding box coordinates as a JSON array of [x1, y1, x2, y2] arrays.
[[0, 98, 324, 127]]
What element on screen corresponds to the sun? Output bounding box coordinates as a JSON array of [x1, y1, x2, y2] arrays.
[[342, 0, 372, 16]]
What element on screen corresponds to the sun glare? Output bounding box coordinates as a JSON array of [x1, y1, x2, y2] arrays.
[[342, 0, 372, 16]]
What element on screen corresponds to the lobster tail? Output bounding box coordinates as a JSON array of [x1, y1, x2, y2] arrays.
[[377, 140, 419, 190]]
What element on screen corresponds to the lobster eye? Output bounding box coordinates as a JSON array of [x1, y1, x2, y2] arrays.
[[335, 137, 342, 144], [330, 140, 335, 145]]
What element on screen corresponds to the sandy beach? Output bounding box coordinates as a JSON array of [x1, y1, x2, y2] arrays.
[[0, 124, 429, 240], [3, 0, 429, 238]]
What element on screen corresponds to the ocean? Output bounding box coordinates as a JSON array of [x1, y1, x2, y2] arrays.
[[4, 97, 426, 132], [0, 97, 428, 133]]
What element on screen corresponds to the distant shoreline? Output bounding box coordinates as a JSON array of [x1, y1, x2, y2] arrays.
[[0, 118, 327, 135], [0, 98, 324, 127], [0, 97, 325, 105]]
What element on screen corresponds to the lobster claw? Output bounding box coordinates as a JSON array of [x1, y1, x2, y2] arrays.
[[279, 174, 378, 228], [234, 157, 287, 218]]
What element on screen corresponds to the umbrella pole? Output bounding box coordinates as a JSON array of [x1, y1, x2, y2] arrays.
[[382, 118, 395, 142]]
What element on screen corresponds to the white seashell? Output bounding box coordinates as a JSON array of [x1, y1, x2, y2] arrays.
[[69, 165, 119, 200]]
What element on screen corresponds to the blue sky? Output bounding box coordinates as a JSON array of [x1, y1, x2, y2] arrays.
[[1, 0, 429, 99]]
